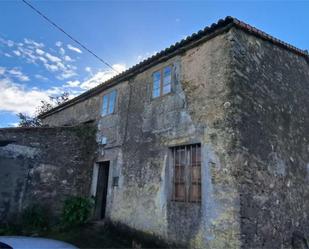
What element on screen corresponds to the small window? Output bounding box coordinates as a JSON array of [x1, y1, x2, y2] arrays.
[[102, 90, 117, 116], [171, 144, 201, 203], [152, 66, 172, 98], [112, 176, 119, 187]]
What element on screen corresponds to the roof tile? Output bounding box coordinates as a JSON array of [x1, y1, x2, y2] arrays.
[[40, 16, 309, 118]]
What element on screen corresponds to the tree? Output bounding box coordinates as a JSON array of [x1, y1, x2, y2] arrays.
[[17, 113, 41, 128], [17, 92, 69, 128]]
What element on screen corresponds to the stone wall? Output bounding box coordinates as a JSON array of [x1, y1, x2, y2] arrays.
[[41, 94, 103, 126], [42, 30, 242, 249], [0, 124, 97, 222], [38, 26, 309, 248], [230, 27, 309, 248]]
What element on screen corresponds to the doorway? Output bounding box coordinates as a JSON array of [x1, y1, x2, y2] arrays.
[[94, 161, 110, 219]]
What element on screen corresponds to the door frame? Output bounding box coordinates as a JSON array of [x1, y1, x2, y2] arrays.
[[94, 161, 110, 219]]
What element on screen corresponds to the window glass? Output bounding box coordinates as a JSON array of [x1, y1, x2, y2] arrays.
[[152, 71, 161, 98], [153, 88, 160, 98], [163, 66, 172, 86], [152, 66, 172, 98], [102, 95, 108, 115], [162, 84, 171, 95], [109, 90, 116, 114], [102, 90, 117, 116]]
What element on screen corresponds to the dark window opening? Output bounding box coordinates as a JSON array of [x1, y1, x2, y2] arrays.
[[112, 176, 119, 187]]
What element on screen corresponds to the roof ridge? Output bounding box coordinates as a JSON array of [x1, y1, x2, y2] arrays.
[[232, 17, 308, 57], [39, 16, 309, 119]]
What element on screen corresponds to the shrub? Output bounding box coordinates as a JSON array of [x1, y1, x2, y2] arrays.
[[0, 223, 21, 235], [61, 196, 92, 227], [22, 204, 49, 231]]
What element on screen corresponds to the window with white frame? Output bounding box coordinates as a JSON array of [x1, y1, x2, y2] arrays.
[[102, 90, 117, 116], [152, 66, 172, 98]]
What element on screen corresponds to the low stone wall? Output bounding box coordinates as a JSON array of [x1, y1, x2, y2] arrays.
[[0, 124, 97, 223]]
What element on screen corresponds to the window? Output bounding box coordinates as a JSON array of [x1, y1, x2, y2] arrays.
[[112, 176, 119, 187], [152, 66, 172, 98], [102, 90, 117, 116], [171, 144, 201, 203]]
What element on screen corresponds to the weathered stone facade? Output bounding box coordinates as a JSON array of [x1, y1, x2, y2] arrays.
[[1, 17, 309, 248], [0, 124, 97, 222], [229, 28, 309, 248], [41, 30, 241, 248]]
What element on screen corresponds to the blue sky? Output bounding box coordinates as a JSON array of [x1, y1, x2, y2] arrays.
[[0, 0, 308, 127]]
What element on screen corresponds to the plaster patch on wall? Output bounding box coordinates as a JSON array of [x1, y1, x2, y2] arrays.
[[268, 152, 286, 176], [0, 144, 39, 159], [90, 163, 99, 197]]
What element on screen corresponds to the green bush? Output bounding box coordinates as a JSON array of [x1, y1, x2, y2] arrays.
[[0, 223, 21, 235], [22, 204, 49, 231], [61, 196, 92, 227]]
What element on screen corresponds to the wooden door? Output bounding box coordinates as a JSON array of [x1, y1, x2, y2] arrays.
[[94, 161, 110, 219]]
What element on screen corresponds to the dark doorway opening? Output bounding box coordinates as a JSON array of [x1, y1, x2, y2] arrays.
[[94, 161, 110, 219]]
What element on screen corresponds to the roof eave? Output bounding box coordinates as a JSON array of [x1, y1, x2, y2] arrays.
[[39, 16, 309, 119], [39, 17, 235, 119]]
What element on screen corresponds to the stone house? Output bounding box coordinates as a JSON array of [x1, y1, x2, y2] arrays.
[[1, 16, 309, 248]]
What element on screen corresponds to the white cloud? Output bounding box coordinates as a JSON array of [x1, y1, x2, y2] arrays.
[[0, 67, 29, 82], [136, 51, 157, 62], [59, 47, 65, 56], [55, 41, 62, 47], [0, 67, 5, 75], [0, 78, 49, 115], [2, 37, 79, 80], [13, 50, 21, 56], [67, 44, 82, 53], [9, 122, 19, 127], [44, 64, 58, 72], [64, 55, 73, 62], [7, 40, 14, 47], [64, 80, 80, 88], [45, 52, 62, 63], [0, 38, 14, 47], [4, 53, 12, 57], [80, 64, 126, 90], [58, 70, 76, 80], [35, 74, 48, 81], [35, 48, 45, 55], [85, 67, 92, 73], [38, 56, 48, 64], [24, 38, 44, 48], [7, 68, 30, 81]]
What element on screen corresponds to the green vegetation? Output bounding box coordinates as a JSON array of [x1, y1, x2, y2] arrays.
[[22, 204, 49, 232], [61, 196, 93, 228], [0, 196, 173, 248], [17, 92, 69, 127]]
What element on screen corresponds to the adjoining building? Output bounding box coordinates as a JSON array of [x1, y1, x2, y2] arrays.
[[1, 17, 309, 248]]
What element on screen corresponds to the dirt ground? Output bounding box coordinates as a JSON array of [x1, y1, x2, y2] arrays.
[[45, 222, 175, 249]]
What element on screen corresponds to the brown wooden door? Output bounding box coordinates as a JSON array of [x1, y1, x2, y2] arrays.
[[94, 161, 110, 219]]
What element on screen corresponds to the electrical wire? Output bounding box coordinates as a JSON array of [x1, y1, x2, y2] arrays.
[[22, 0, 119, 73]]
